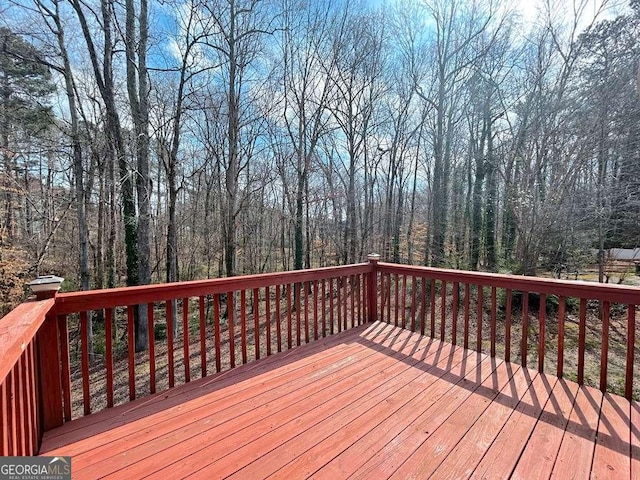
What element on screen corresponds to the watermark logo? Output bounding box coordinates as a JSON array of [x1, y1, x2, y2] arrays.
[[0, 457, 71, 480]]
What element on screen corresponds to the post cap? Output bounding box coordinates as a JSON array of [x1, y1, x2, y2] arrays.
[[367, 253, 381, 262], [28, 275, 64, 298]]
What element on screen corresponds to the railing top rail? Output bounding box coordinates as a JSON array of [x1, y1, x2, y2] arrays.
[[378, 262, 640, 304], [0, 298, 55, 383], [54, 263, 372, 315]]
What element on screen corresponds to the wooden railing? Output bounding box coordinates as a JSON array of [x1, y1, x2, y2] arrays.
[[0, 256, 638, 456], [376, 262, 639, 400], [48, 263, 372, 426], [0, 299, 54, 456]]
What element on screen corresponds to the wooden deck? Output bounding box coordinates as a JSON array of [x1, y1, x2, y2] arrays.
[[39, 321, 639, 480]]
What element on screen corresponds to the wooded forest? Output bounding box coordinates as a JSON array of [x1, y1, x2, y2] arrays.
[[1, 0, 639, 317]]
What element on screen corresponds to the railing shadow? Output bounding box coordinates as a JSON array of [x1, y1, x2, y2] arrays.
[[354, 325, 638, 460], [41, 321, 638, 464]]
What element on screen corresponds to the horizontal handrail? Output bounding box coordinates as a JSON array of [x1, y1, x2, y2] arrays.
[[54, 263, 371, 315], [377, 262, 640, 305], [0, 299, 54, 383]]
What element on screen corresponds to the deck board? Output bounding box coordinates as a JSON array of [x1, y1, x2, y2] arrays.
[[468, 373, 557, 480], [591, 393, 632, 479], [388, 362, 530, 479], [267, 346, 480, 479], [551, 385, 604, 480], [426, 367, 543, 479], [508, 378, 578, 480], [38, 321, 636, 480], [100, 326, 434, 479], [632, 401, 640, 479], [67, 325, 404, 471]]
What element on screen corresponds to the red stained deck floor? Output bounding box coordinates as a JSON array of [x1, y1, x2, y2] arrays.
[[39, 322, 639, 479]]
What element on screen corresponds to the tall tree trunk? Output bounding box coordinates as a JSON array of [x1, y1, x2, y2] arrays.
[[224, 2, 239, 278], [125, 0, 150, 351], [484, 124, 497, 272], [429, 75, 447, 267]]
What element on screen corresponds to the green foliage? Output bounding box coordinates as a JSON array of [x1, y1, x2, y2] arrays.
[[0, 27, 56, 135], [154, 323, 167, 340]]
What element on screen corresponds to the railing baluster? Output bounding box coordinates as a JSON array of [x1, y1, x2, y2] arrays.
[[557, 296, 566, 378], [58, 314, 71, 420], [394, 273, 400, 327], [22, 352, 33, 455], [148, 304, 156, 392], [265, 287, 272, 355], [296, 282, 302, 345], [362, 274, 368, 323], [105, 309, 114, 407], [329, 278, 335, 335], [199, 296, 206, 378], [253, 288, 260, 359], [183, 298, 190, 382], [578, 297, 587, 384], [401, 275, 407, 329], [464, 283, 470, 350], [275, 284, 282, 351], [505, 289, 512, 362], [287, 283, 293, 349], [304, 282, 310, 343], [387, 274, 392, 326], [214, 294, 221, 373], [626, 304, 636, 400], [1, 380, 7, 455], [421, 277, 427, 335], [16, 358, 25, 454], [600, 301, 610, 392], [357, 275, 363, 326], [440, 280, 447, 342], [411, 276, 417, 332], [126, 307, 135, 401], [343, 276, 348, 331], [241, 290, 247, 364], [313, 281, 319, 339], [27, 343, 38, 453], [337, 278, 343, 333], [7, 365, 20, 456], [538, 294, 546, 373], [81, 310, 92, 411], [320, 280, 326, 337], [476, 285, 483, 353], [452, 282, 459, 345], [228, 292, 236, 368], [166, 300, 175, 388], [380, 273, 386, 323], [430, 279, 436, 337], [8, 370, 16, 454], [351, 275, 357, 328], [490, 287, 497, 358], [521, 292, 529, 368]]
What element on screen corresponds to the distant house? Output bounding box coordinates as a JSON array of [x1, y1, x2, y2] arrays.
[[606, 248, 640, 261]]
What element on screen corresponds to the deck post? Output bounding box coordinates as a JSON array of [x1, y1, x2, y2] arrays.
[[30, 276, 65, 432], [367, 254, 380, 322]]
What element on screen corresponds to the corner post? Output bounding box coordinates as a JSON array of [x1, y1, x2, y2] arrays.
[[367, 254, 380, 323], [30, 276, 65, 431]]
